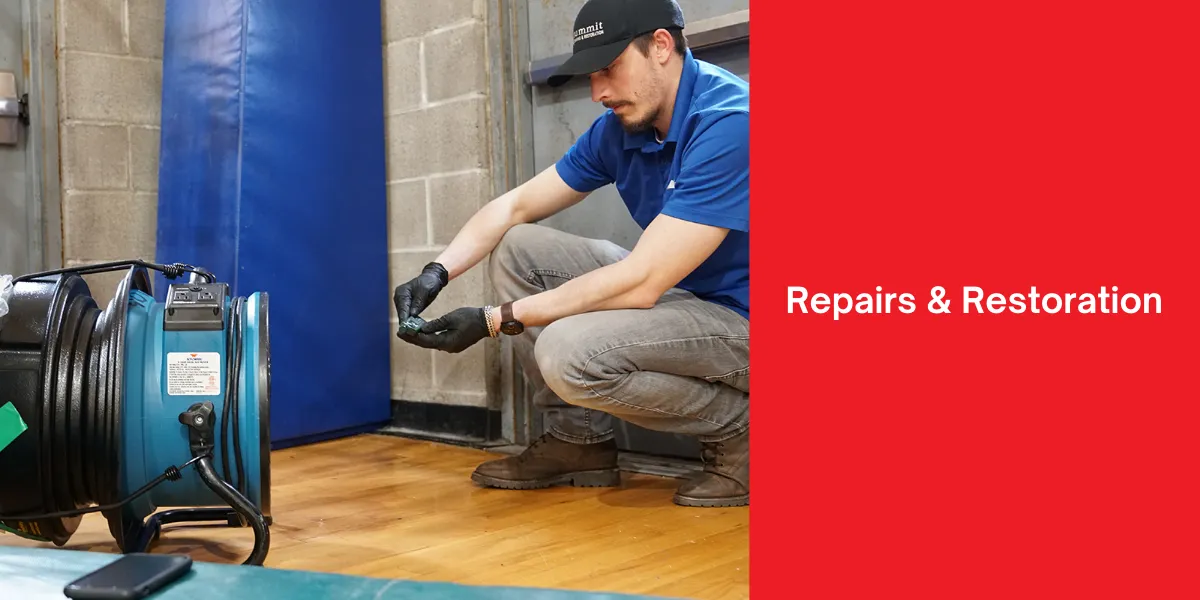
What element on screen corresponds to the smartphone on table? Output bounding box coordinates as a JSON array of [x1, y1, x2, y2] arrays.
[[63, 553, 193, 599]]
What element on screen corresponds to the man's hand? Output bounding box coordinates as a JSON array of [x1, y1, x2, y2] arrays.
[[400, 307, 491, 353], [393, 262, 449, 322]]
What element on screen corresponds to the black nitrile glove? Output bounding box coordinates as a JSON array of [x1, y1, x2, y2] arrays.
[[403, 307, 490, 354], [393, 262, 449, 323]]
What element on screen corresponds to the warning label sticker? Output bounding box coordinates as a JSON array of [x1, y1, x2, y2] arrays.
[[167, 352, 222, 396]]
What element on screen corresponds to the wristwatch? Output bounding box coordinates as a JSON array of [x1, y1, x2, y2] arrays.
[[498, 302, 524, 335]]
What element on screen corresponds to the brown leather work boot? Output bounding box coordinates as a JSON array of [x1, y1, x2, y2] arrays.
[[471, 433, 621, 489], [674, 428, 749, 507]]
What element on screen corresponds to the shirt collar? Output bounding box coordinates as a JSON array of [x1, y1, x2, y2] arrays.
[[623, 48, 699, 152]]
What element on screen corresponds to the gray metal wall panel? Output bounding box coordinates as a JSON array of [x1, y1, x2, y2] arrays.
[[0, 0, 30, 276], [0, 0, 57, 277]]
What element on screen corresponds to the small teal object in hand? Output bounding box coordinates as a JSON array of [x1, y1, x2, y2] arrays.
[[399, 316, 426, 335]]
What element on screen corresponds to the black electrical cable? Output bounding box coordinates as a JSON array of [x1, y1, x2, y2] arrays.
[[178, 400, 266, 565], [219, 295, 247, 495], [0, 456, 206, 521], [220, 300, 236, 486], [231, 296, 246, 495], [11, 260, 215, 285], [195, 456, 268, 566]]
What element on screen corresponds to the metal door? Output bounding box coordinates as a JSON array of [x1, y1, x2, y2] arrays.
[[0, 0, 59, 278], [521, 1, 749, 461]]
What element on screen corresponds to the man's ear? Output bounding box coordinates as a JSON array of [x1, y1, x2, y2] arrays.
[[654, 29, 674, 64]]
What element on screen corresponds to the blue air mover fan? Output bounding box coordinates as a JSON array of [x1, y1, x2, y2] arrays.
[[0, 261, 271, 565]]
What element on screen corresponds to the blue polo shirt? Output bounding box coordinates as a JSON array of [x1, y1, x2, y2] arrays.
[[554, 49, 750, 320]]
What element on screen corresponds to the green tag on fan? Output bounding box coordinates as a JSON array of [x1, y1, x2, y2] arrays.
[[0, 521, 50, 542], [0, 402, 51, 543], [0, 401, 28, 455]]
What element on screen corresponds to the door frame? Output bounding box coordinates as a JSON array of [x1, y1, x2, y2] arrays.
[[485, 0, 539, 448], [16, 0, 63, 272]]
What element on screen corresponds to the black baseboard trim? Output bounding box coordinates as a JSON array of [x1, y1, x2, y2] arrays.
[[270, 420, 391, 451], [389, 399, 502, 443]]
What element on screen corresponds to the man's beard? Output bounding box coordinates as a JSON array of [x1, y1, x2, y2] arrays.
[[617, 106, 659, 134]]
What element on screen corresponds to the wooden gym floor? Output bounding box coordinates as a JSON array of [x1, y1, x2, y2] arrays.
[[0, 434, 749, 600]]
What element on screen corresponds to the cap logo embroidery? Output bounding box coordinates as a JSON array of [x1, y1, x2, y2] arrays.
[[574, 21, 605, 43]]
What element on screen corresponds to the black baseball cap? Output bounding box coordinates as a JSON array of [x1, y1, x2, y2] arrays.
[[547, 0, 687, 87]]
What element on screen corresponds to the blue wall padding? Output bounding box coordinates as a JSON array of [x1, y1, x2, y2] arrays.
[[155, 0, 393, 446]]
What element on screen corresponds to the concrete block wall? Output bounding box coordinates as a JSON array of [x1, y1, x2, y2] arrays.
[[382, 0, 498, 411], [57, 0, 165, 307]]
